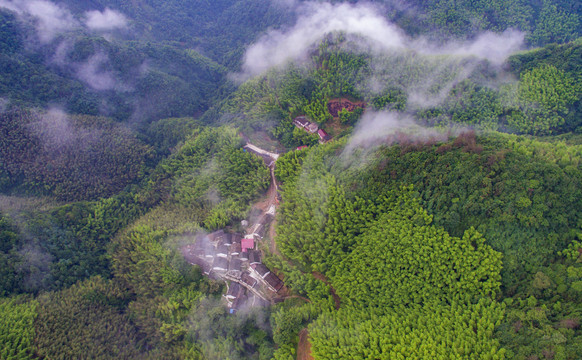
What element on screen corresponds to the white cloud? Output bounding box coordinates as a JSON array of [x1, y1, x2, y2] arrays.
[[235, 1, 525, 81], [415, 29, 526, 66], [235, 2, 405, 81], [0, 0, 78, 43], [74, 53, 119, 91], [84, 8, 128, 31], [341, 110, 456, 164]]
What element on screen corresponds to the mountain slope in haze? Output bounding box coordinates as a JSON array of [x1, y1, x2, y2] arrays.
[[0, 1, 581, 360]]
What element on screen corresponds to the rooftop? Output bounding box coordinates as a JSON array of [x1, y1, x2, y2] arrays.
[[251, 263, 270, 278], [241, 237, 254, 251]]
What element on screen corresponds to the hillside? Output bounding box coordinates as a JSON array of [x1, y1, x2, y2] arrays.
[[0, 1, 581, 359]]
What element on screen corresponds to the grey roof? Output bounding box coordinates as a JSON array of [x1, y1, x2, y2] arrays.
[[231, 243, 241, 255], [264, 273, 283, 292], [239, 250, 249, 261], [212, 257, 229, 271], [254, 224, 266, 238], [189, 257, 211, 274], [248, 250, 261, 265], [232, 234, 242, 244], [241, 272, 257, 288], [208, 230, 224, 242], [293, 116, 309, 127], [223, 233, 233, 245], [230, 258, 242, 272], [252, 263, 270, 278], [216, 244, 229, 256], [226, 282, 243, 298]]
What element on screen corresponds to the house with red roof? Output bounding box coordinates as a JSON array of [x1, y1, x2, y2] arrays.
[[241, 236, 254, 252], [318, 129, 331, 143]]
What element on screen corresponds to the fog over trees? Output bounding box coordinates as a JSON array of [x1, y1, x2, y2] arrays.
[[1, 1, 581, 359]]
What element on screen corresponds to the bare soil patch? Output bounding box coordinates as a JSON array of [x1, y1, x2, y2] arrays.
[[297, 328, 314, 360], [327, 98, 366, 118]]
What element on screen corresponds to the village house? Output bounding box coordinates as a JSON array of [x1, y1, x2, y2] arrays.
[[239, 250, 249, 262], [229, 293, 248, 314], [241, 236, 255, 252], [223, 233, 233, 247], [306, 122, 319, 133], [250, 263, 270, 279], [230, 242, 241, 256], [248, 250, 261, 265], [318, 129, 331, 143], [207, 230, 224, 243], [241, 271, 258, 288], [264, 273, 284, 292], [292, 116, 309, 128], [204, 251, 214, 260], [187, 256, 212, 275], [229, 258, 242, 273], [225, 282, 245, 301], [216, 244, 229, 258], [253, 224, 265, 239], [212, 257, 229, 272], [293, 116, 319, 134], [181, 244, 204, 260]]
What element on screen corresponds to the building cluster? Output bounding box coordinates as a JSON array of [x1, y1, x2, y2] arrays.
[[293, 116, 331, 144], [181, 210, 282, 313]]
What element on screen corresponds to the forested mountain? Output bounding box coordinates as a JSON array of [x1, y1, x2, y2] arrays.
[[0, 0, 581, 359]]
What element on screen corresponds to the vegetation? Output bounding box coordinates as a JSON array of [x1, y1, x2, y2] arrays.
[[0, 109, 153, 201], [0, 296, 37, 360], [1, 1, 582, 359]]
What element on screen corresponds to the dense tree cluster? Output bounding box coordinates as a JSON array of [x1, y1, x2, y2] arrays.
[[309, 299, 506, 360], [1, 2, 581, 359], [0, 296, 36, 360], [0, 109, 152, 201]]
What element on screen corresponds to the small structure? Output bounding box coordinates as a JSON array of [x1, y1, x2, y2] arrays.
[[231, 243, 241, 256], [306, 122, 319, 133], [216, 244, 229, 258], [225, 282, 244, 300], [248, 250, 261, 265], [293, 116, 310, 128], [223, 233, 233, 247], [296, 145, 308, 151], [318, 129, 331, 143], [208, 230, 224, 243], [241, 272, 258, 288], [264, 272, 284, 292], [241, 236, 255, 252], [181, 244, 205, 261], [251, 263, 270, 279], [229, 293, 248, 314], [230, 258, 242, 273], [232, 234, 242, 244], [241, 220, 249, 227], [239, 250, 249, 262], [188, 257, 212, 275], [212, 257, 229, 272]]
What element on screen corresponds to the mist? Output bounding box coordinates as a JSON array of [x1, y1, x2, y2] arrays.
[[340, 110, 460, 168], [84, 8, 128, 31], [234, 1, 405, 81], [0, 0, 130, 43], [74, 52, 129, 91], [0, 0, 77, 43], [234, 1, 525, 83]]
